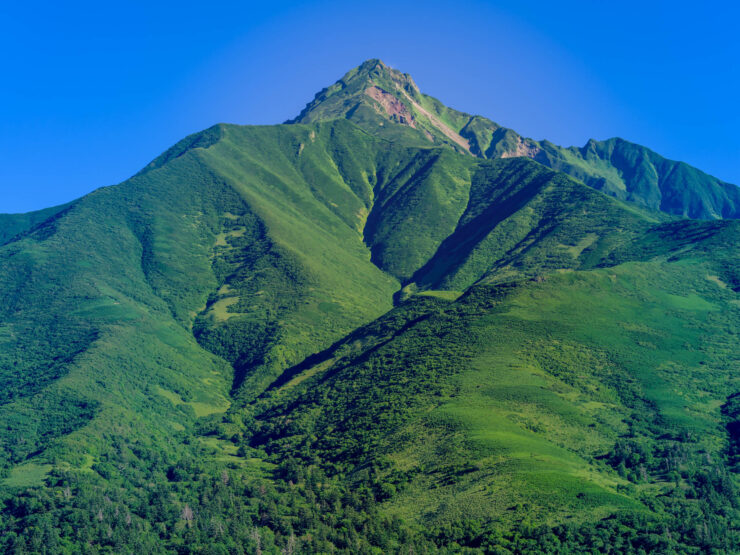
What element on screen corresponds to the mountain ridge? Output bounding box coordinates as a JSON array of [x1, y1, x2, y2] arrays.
[[291, 59, 740, 220]]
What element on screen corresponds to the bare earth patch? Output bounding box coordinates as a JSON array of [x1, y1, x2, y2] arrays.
[[706, 275, 727, 289], [501, 136, 542, 159], [365, 86, 416, 127], [396, 88, 471, 152]]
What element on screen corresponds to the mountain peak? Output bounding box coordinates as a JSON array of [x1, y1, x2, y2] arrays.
[[288, 60, 740, 219], [347, 59, 416, 87], [289, 59, 471, 153], [357, 58, 387, 71], [289, 58, 422, 125]]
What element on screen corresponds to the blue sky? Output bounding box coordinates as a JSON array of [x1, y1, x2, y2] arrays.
[[1, 0, 738, 213]]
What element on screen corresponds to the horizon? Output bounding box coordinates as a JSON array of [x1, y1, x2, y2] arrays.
[[1, 0, 739, 213]]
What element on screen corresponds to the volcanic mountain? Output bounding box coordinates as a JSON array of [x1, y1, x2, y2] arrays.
[[0, 60, 738, 553]]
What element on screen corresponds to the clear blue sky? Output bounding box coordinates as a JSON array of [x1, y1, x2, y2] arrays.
[[1, 0, 738, 213]]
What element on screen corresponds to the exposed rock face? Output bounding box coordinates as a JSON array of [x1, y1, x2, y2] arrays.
[[501, 137, 541, 159], [394, 87, 471, 152], [365, 85, 417, 127]]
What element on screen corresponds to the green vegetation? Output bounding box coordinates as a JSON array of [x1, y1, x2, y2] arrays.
[[237, 239, 740, 550], [3, 463, 53, 488], [0, 202, 72, 245], [0, 59, 739, 553], [534, 138, 740, 219]]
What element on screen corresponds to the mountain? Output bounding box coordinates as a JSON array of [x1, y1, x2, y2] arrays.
[[0, 60, 738, 553], [293, 59, 740, 220]]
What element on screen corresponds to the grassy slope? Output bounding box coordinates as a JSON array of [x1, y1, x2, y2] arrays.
[[408, 158, 662, 292], [0, 120, 411, 479], [187, 122, 403, 401], [246, 221, 740, 534], [0, 146, 239, 475], [534, 138, 740, 219], [0, 202, 73, 245], [3, 116, 546, 478]]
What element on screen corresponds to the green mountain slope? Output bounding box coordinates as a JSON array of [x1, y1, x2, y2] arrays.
[[0, 119, 413, 471], [245, 220, 740, 550], [293, 59, 740, 220], [0, 60, 739, 553], [0, 119, 657, 470], [0, 202, 72, 245], [406, 157, 660, 292], [534, 138, 740, 218]]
